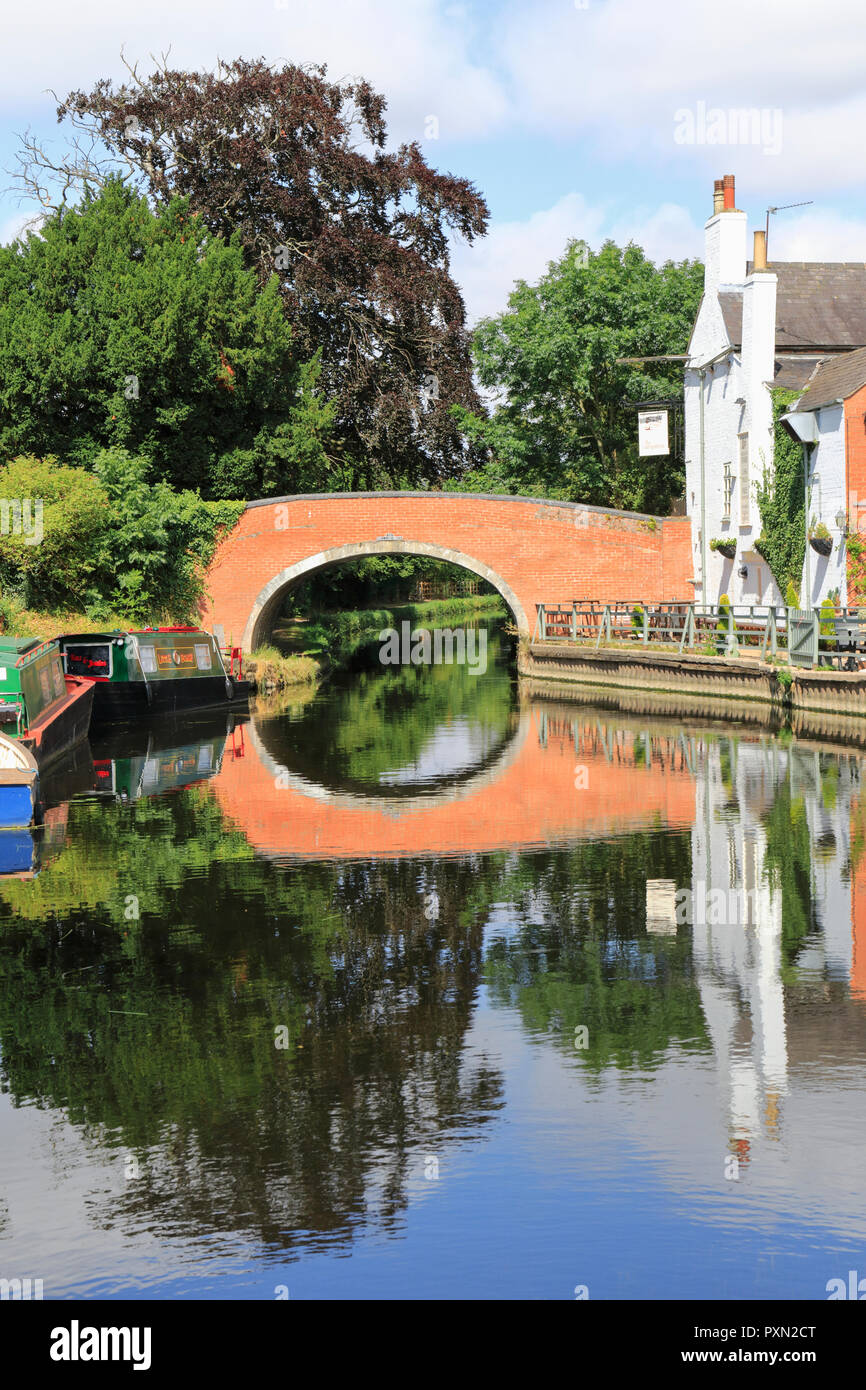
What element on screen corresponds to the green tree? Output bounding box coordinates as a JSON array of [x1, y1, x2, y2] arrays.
[[448, 239, 703, 513], [0, 178, 334, 497], [17, 57, 488, 490], [0, 450, 243, 621]]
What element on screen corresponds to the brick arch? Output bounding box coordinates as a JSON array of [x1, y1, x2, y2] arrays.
[[241, 538, 530, 652], [201, 492, 692, 652]]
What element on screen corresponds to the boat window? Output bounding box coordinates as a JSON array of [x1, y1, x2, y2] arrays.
[[39, 669, 52, 703], [52, 660, 65, 699], [64, 644, 112, 679], [139, 646, 157, 674], [194, 643, 212, 671]]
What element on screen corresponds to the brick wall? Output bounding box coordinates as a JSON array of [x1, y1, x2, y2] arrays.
[[202, 493, 694, 649]]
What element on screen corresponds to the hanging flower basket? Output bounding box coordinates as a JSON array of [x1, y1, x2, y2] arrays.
[[710, 538, 737, 560], [809, 534, 833, 557]]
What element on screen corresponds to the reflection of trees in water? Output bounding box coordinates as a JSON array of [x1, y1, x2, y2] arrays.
[[478, 834, 712, 1072], [0, 798, 503, 1253], [258, 625, 517, 794]]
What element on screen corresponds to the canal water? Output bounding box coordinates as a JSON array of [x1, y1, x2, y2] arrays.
[[1, 621, 865, 1300]]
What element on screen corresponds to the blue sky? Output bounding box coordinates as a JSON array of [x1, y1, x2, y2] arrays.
[[3, 0, 866, 322]]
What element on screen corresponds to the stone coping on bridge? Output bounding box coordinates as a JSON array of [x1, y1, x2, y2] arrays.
[[243, 489, 668, 524]]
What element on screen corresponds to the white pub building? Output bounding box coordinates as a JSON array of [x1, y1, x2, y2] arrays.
[[684, 174, 866, 608]]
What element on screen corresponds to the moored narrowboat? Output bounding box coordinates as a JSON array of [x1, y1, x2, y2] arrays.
[[0, 638, 95, 771], [57, 627, 251, 723]]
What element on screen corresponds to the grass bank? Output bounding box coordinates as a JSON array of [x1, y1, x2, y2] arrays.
[[0, 596, 137, 640], [274, 593, 508, 668], [246, 645, 321, 692]]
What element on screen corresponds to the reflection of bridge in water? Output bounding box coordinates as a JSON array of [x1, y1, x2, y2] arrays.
[[207, 701, 698, 861]]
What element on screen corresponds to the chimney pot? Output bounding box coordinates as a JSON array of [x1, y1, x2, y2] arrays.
[[753, 229, 768, 272], [722, 174, 736, 211], [713, 179, 725, 215]]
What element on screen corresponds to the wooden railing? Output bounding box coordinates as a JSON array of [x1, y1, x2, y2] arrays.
[[532, 601, 866, 670]]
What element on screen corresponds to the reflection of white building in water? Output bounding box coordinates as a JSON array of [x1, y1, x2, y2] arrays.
[[685, 735, 859, 1161]]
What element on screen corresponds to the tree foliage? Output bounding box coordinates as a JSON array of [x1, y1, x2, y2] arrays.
[[447, 239, 703, 513], [0, 451, 244, 621], [26, 55, 489, 488], [0, 179, 334, 497]]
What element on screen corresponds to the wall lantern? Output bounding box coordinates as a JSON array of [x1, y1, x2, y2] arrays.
[[836, 509, 848, 535]]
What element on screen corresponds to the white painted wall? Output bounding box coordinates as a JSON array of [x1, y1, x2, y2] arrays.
[[684, 208, 848, 609], [703, 211, 748, 293]]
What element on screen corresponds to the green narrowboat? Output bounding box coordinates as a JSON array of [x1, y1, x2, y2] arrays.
[[0, 637, 95, 772], [57, 627, 251, 723]]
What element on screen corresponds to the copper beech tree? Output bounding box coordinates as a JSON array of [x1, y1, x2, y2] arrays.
[[18, 54, 489, 490]]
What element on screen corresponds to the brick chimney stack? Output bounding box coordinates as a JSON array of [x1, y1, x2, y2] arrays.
[[704, 174, 747, 291]]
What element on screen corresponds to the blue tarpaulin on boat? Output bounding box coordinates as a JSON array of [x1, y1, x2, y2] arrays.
[[0, 782, 37, 830]]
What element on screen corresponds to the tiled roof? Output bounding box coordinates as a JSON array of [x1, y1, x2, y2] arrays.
[[795, 344, 866, 410], [773, 356, 826, 391], [717, 262, 866, 351]]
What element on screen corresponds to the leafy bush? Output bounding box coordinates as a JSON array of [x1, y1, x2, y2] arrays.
[[715, 593, 733, 653], [819, 596, 836, 645], [0, 451, 243, 624], [0, 456, 107, 609]]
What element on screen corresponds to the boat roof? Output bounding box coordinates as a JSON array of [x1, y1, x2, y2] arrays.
[[60, 627, 209, 641], [0, 637, 43, 656]]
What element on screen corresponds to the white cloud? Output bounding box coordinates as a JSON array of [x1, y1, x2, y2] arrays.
[[769, 209, 866, 262], [4, 0, 866, 202], [497, 0, 866, 194], [452, 193, 704, 324], [452, 192, 866, 328], [0, 0, 508, 143], [452, 192, 604, 322], [0, 210, 42, 245]]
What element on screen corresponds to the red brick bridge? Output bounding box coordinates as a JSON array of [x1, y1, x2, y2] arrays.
[[201, 492, 692, 650]]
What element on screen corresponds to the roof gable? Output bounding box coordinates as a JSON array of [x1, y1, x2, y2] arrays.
[[795, 344, 866, 411]]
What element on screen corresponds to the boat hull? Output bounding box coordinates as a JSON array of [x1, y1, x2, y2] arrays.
[[20, 676, 95, 771], [89, 674, 252, 725]]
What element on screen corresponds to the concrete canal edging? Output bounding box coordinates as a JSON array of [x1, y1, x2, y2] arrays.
[[520, 641, 866, 722]]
